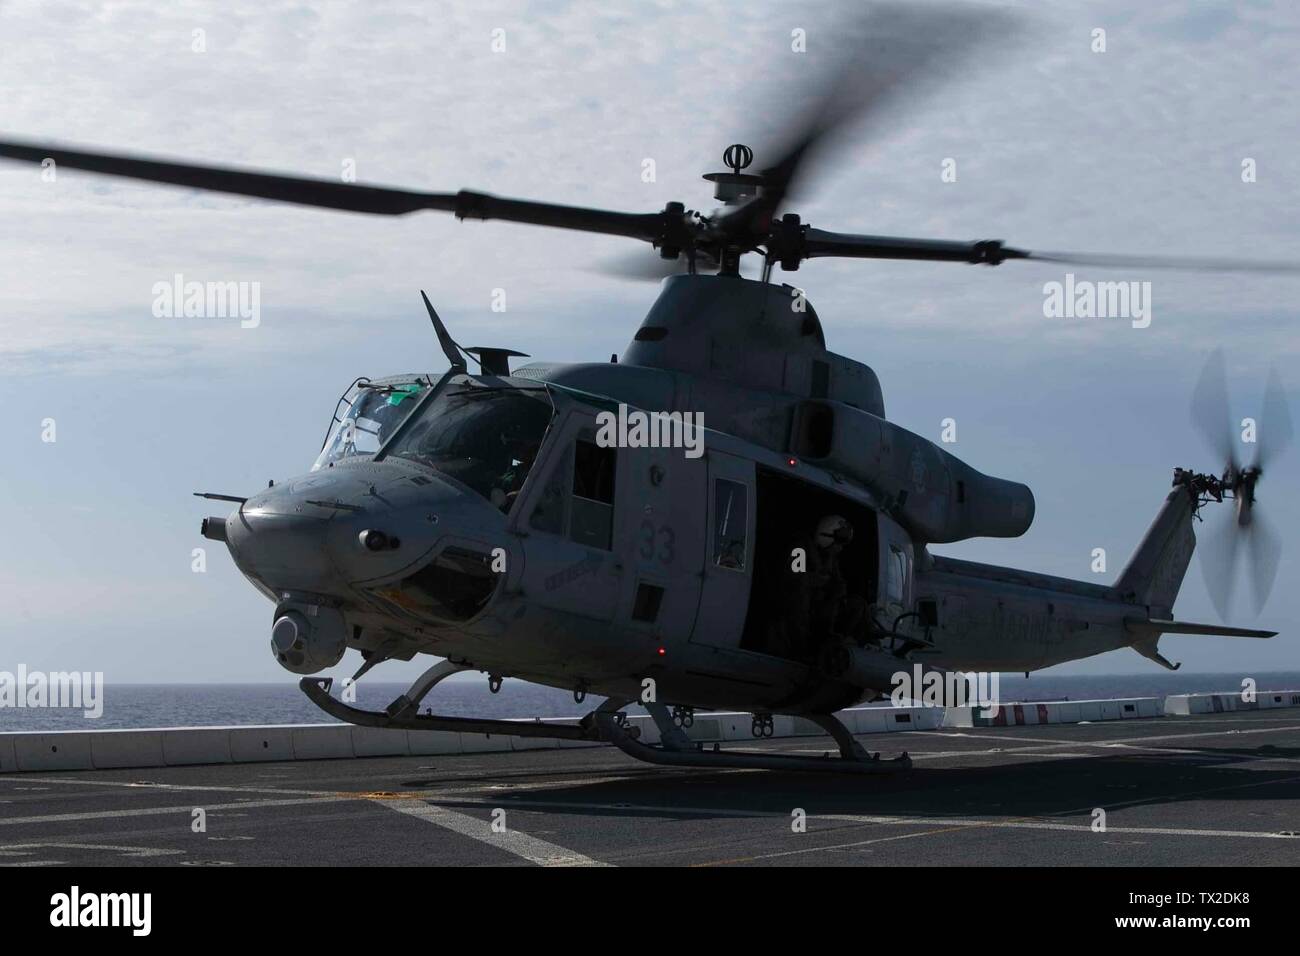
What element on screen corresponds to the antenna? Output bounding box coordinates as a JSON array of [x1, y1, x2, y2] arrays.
[[420, 290, 467, 370], [463, 346, 529, 376], [702, 144, 764, 205]]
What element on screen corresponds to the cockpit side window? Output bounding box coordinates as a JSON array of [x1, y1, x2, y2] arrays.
[[569, 437, 616, 550], [528, 442, 571, 535]]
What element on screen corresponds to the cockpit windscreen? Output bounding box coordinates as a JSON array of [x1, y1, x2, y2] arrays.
[[384, 384, 554, 507], [313, 380, 427, 470]]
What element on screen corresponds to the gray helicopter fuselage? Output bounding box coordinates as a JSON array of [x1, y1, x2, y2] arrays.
[[208, 275, 1185, 714]]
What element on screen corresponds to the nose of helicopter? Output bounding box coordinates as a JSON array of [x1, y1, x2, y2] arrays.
[[222, 492, 338, 594], [217, 466, 493, 597]]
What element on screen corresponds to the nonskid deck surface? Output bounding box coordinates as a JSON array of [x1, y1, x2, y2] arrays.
[[2, 710, 1297, 867]]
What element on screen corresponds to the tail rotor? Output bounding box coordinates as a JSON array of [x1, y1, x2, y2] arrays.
[[1190, 350, 1291, 619]]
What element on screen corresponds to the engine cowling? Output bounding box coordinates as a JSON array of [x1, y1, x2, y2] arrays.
[[793, 401, 1035, 543]]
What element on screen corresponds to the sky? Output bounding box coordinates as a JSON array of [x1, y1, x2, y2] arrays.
[[0, 0, 1297, 682]]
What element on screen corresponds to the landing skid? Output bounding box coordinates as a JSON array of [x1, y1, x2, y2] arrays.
[[595, 701, 912, 775], [300, 665, 909, 774], [300, 666, 604, 741]]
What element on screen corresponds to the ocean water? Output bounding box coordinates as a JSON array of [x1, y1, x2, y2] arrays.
[[2, 671, 1298, 732]]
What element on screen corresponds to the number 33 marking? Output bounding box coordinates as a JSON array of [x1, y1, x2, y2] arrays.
[[639, 520, 675, 564]]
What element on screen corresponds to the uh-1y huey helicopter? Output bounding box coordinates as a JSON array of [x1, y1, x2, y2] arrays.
[[3, 6, 1294, 774]]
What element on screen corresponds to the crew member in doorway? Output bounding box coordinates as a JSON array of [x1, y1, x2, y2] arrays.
[[780, 514, 865, 661]]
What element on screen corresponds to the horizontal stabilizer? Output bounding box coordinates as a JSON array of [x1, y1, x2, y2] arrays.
[[1125, 618, 1277, 639]]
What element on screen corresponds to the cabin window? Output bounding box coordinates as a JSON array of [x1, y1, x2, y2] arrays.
[[570, 439, 616, 550], [712, 479, 748, 571], [885, 545, 909, 605]]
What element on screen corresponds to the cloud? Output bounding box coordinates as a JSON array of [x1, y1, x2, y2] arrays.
[[1, 0, 1296, 376]]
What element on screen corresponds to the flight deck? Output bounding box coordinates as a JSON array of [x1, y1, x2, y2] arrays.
[[2, 708, 1297, 867]]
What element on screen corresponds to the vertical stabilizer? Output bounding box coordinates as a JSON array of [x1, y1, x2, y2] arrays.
[[1114, 484, 1197, 618]]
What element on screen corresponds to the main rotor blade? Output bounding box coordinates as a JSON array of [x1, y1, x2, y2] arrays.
[[591, 244, 728, 282], [720, 2, 1022, 237], [591, 251, 688, 283], [1190, 349, 1236, 470], [0, 138, 455, 214], [1024, 250, 1300, 275], [800, 229, 1028, 264], [0, 138, 669, 241], [795, 228, 1300, 275]]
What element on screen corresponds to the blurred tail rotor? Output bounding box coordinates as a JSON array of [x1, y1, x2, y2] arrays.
[[1190, 350, 1291, 619]]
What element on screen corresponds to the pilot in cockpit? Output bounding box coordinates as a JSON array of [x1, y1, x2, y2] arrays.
[[490, 428, 542, 512]]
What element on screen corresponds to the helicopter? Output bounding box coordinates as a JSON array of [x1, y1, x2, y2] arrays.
[[3, 6, 1293, 774]]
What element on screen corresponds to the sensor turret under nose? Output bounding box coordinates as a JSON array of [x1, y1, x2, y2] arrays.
[[271, 602, 347, 675]]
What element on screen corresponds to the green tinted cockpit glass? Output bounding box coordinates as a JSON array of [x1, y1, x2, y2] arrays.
[[386, 383, 422, 406]]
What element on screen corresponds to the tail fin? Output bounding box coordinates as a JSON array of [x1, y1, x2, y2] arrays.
[[1114, 485, 1197, 618]]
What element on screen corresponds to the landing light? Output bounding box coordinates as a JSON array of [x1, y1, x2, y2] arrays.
[[359, 529, 401, 552]]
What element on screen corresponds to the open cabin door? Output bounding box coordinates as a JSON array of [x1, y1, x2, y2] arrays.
[[690, 451, 754, 649]]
